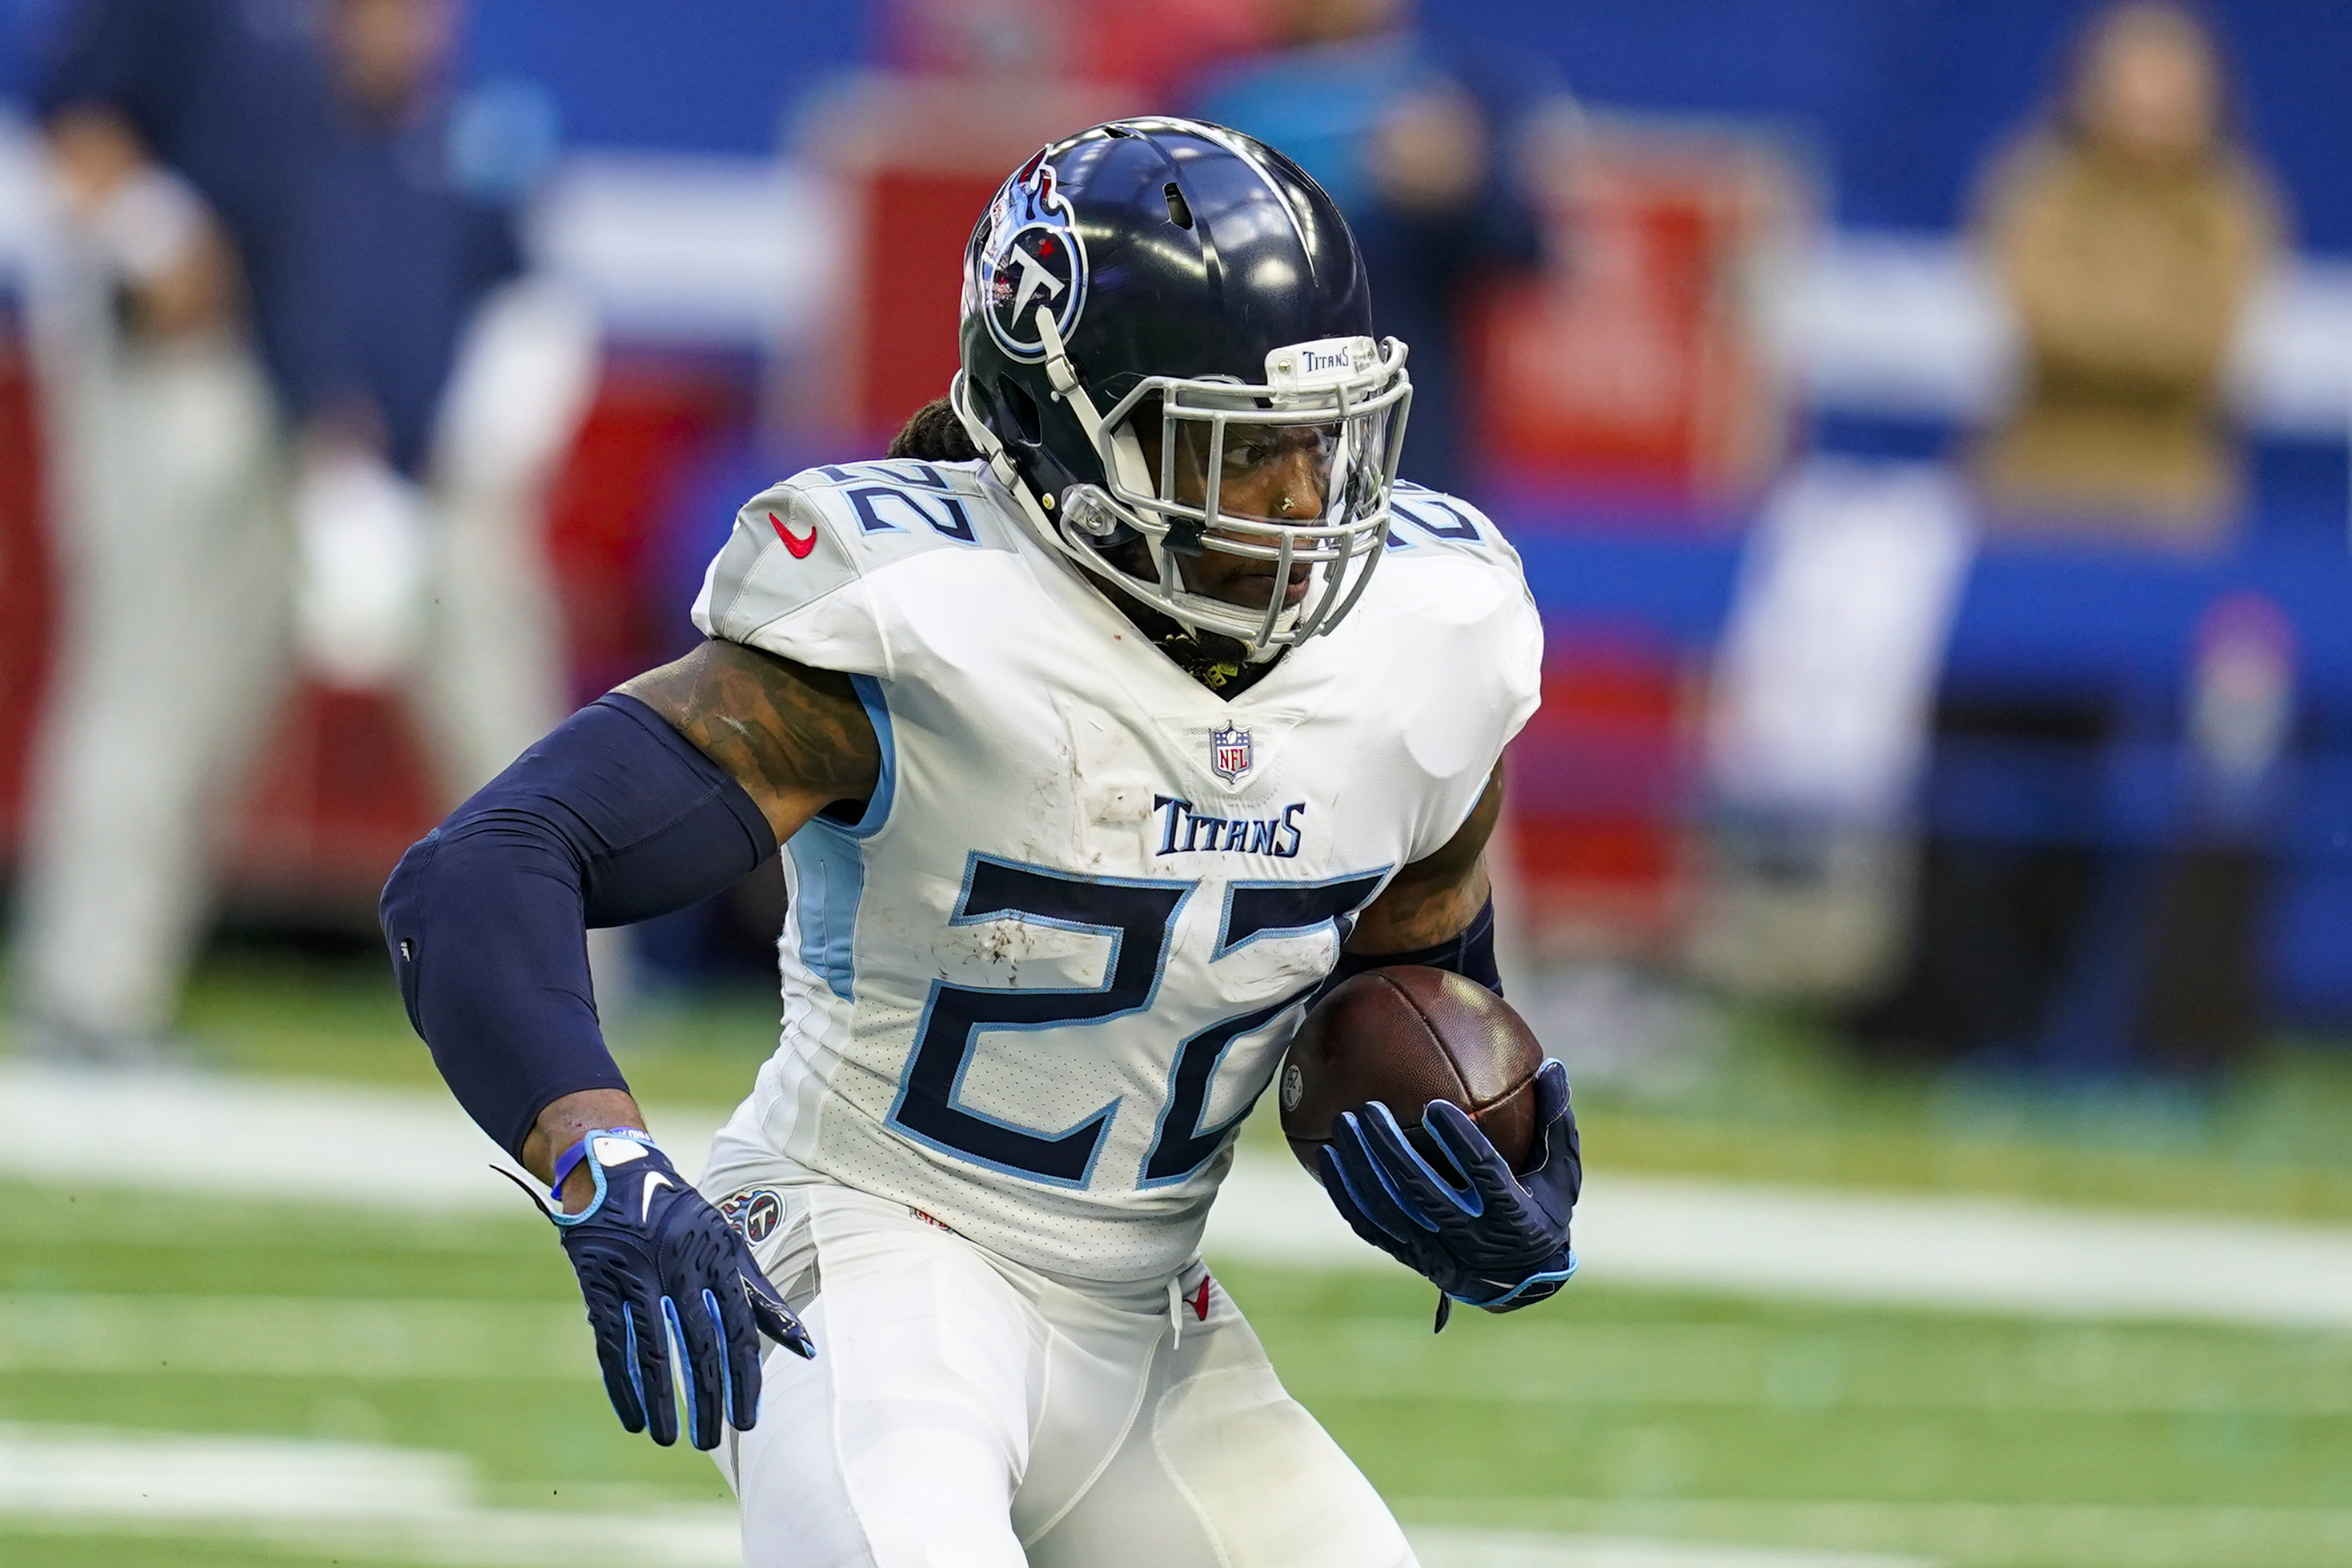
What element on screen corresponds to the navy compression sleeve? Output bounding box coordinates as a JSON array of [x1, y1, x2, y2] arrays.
[[1328, 896, 1503, 996], [380, 694, 778, 1157]]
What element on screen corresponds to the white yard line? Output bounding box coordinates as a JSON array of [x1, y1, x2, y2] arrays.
[[0, 1061, 716, 1210], [1207, 1158, 2352, 1329], [0, 1426, 1931, 1568], [10, 1063, 2352, 1329], [0, 1425, 740, 1567], [10, 1421, 2350, 1567], [1398, 1497, 2352, 1568]]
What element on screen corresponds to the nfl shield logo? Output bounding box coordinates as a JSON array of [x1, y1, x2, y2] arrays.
[[1210, 724, 1253, 784]]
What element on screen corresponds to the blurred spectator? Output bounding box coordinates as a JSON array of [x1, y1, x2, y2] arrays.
[[1970, 0, 2282, 547], [1192, 0, 1553, 497], [1846, 2, 2290, 1081], [13, 0, 590, 1061]]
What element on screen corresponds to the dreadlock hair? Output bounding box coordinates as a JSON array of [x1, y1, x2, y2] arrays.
[[887, 397, 981, 463]]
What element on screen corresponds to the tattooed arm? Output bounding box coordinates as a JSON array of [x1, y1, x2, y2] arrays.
[[520, 644, 880, 1200], [1345, 764, 1502, 955], [383, 640, 880, 1204], [620, 640, 882, 844], [380, 650, 853, 1442]]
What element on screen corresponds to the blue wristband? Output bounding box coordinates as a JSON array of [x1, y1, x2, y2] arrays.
[[548, 1127, 656, 1201], [1324, 896, 1502, 997]]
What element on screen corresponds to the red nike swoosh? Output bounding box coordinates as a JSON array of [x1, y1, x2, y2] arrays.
[[771, 512, 817, 559]]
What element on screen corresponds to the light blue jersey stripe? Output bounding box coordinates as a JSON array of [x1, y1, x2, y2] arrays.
[[786, 675, 897, 1000]]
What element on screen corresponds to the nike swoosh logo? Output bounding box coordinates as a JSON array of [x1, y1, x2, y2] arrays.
[[640, 1171, 674, 1225], [770, 512, 817, 559]]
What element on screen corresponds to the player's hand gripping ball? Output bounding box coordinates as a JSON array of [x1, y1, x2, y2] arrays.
[[1280, 968, 1581, 1322], [528, 1130, 814, 1450]]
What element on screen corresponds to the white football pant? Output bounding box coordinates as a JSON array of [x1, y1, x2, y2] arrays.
[[718, 1181, 1419, 1568]]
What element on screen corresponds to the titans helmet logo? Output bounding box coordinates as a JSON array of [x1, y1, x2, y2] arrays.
[[970, 151, 1089, 364]]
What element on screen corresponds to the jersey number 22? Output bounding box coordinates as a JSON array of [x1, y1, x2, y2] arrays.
[[888, 856, 1383, 1189]]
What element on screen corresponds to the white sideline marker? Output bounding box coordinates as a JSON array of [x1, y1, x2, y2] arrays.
[[12, 1063, 2352, 1328]]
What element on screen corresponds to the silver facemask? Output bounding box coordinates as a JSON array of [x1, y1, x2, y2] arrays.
[[957, 311, 1412, 659]]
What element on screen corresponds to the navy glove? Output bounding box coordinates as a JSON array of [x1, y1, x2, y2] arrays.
[[534, 1129, 814, 1449], [1317, 1058, 1580, 1327]]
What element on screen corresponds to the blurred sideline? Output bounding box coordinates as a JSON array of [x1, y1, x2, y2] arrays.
[[10, 132, 2352, 435], [10, 1061, 2352, 1329]]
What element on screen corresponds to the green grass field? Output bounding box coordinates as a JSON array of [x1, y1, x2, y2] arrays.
[[175, 946, 2352, 1224], [7, 950, 2352, 1566], [9, 1187, 2352, 1567]]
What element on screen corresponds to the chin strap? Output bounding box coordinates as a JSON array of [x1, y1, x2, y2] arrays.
[[1031, 308, 1195, 628], [949, 371, 1042, 519], [950, 367, 1214, 642], [954, 313, 1382, 657], [1034, 307, 1158, 503]]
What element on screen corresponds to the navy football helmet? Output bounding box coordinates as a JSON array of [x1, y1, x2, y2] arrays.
[[951, 118, 1411, 656]]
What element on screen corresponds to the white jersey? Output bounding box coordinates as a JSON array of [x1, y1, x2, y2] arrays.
[[692, 459, 1541, 1282]]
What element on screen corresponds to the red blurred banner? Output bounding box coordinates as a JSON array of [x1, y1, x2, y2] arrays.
[[1474, 119, 1803, 504]]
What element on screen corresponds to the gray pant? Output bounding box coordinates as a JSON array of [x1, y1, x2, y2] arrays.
[[14, 286, 572, 1039]]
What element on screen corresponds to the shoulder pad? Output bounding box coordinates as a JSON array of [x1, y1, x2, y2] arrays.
[[1381, 483, 1518, 564], [1359, 487, 1543, 862], [693, 461, 1017, 672], [788, 459, 1021, 562]]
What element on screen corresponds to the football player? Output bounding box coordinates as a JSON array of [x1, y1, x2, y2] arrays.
[[383, 117, 1579, 1568]]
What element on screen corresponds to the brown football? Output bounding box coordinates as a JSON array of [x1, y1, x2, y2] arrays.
[[1278, 965, 1546, 1178]]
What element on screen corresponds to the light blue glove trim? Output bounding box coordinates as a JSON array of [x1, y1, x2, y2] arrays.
[[1452, 1251, 1580, 1309], [703, 1288, 733, 1426], [548, 1128, 661, 1228], [1367, 1101, 1486, 1220], [661, 1294, 696, 1439], [620, 1301, 648, 1422], [1321, 1135, 1415, 1247], [1337, 1111, 1442, 1233]]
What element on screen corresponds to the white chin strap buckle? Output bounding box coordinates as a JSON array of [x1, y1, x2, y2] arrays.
[[1059, 485, 1124, 540]]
